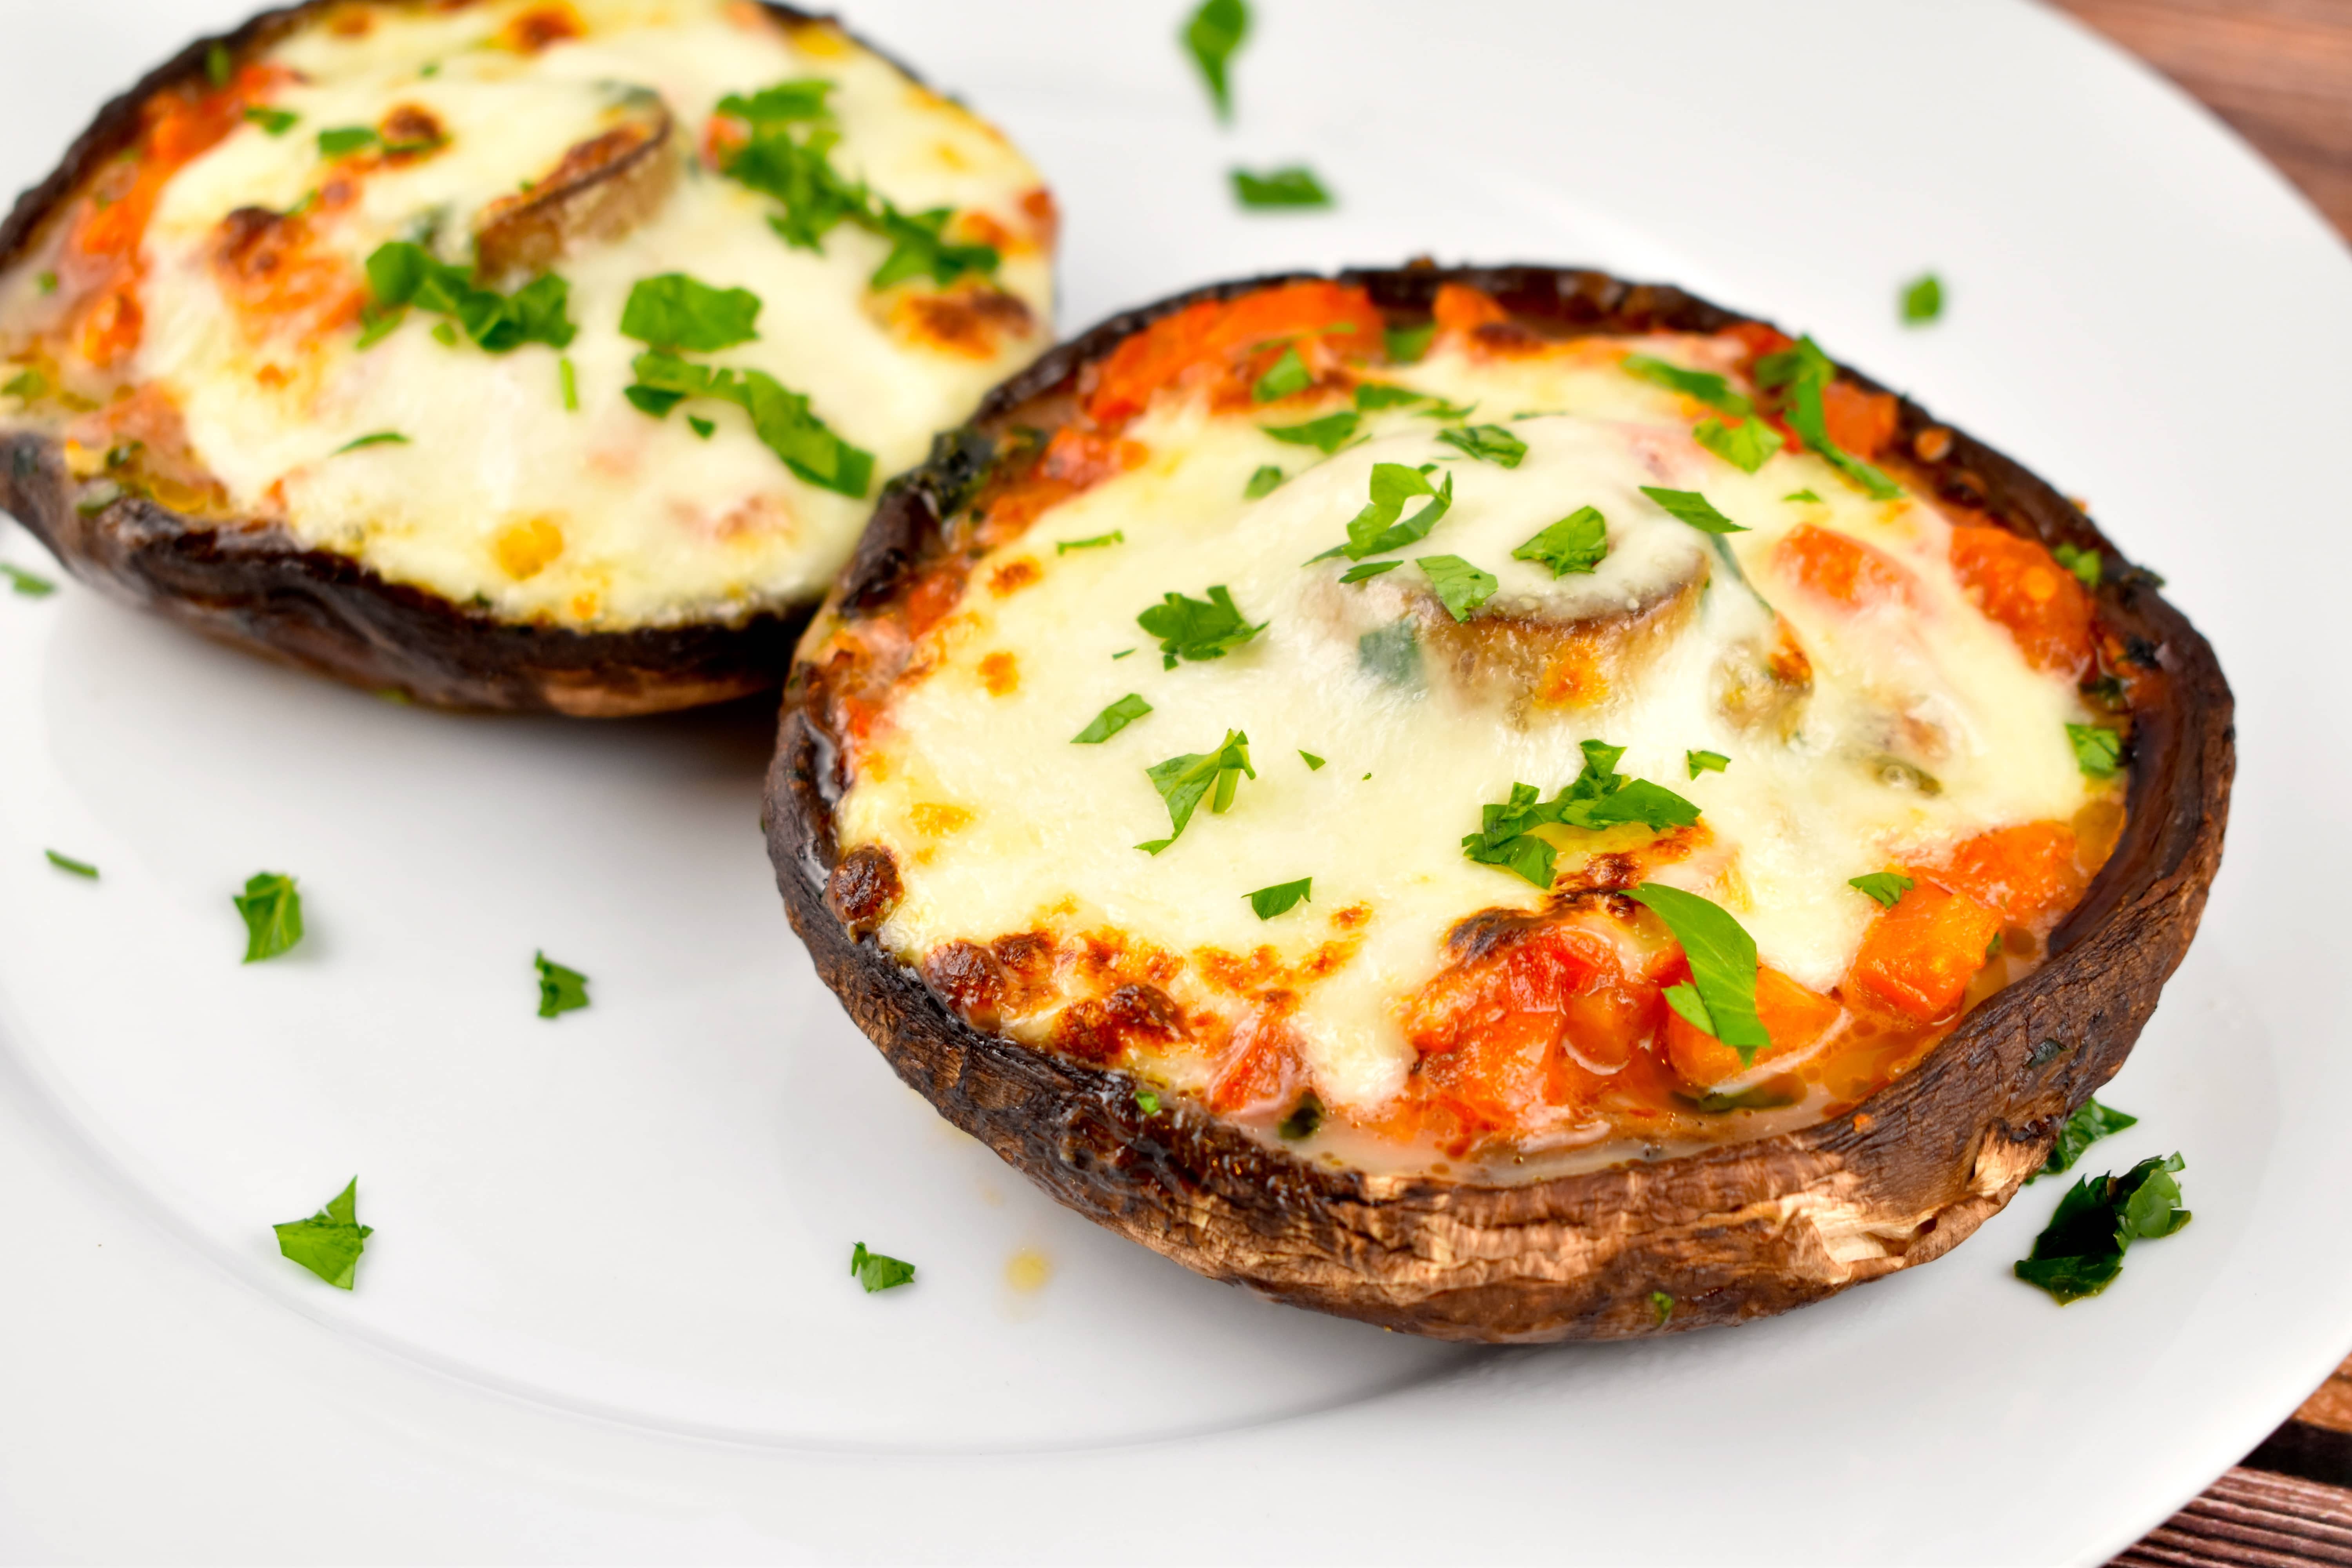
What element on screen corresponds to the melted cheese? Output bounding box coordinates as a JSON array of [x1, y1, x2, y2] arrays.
[[835, 340, 2100, 1117], [40, 0, 1053, 627]]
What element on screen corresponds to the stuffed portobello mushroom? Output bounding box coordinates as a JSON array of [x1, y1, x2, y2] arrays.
[[768, 264, 2231, 1342], [0, 0, 1055, 713]]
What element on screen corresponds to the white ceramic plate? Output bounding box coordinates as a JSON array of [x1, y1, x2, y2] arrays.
[[4, 2, 2349, 1561]]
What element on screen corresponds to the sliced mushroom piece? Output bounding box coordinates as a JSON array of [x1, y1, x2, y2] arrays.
[[472, 93, 678, 284]]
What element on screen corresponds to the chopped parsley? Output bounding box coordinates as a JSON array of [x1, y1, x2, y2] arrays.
[[1138, 731, 1254, 854], [1246, 877, 1312, 919], [273, 1177, 372, 1290], [1276, 1093, 1323, 1141], [534, 951, 589, 1018], [1754, 336, 1901, 500], [1134, 1087, 1162, 1114], [1462, 741, 1702, 889], [2068, 722, 2123, 779], [233, 872, 303, 963], [332, 431, 408, 454], [619, 273, 762, 352], [2014, 1153, 2189, 1303], [1436, 423, 1527, 468], [559, 356, 578, 411], [1693, 415, 1780, 474], [1299, 751, 1326, 770], [1354, 383, 1430, 411], [361, 241, 577, 353], [1627, 883, 1770, 1062], [1513, 506, 1609, 577], [1112, 648, 1136, 660], [1783, 488, 1822, 503], [44, 849, 98, 878], [35, 270, 57, 294], [687, 415, 715, 439], [3, 562, 56, 597], [1137, 585, 1265, 668], [1686, 749, 1729, 779], [4, 368, 48, 399], [1621, 353, 1753, 417], [2053, 543, 2102, 590], [1073, 693, 1152, 744], [1181, 0, 1249, 120], [1339, 560, 1401, 583], [850, 1241, 917, 1293], [1639, 485, 1746, 534], [1261, 410, 1359, 453], [624, 352, 872, 496], [1417, 554, 1496, 621], [316, 125, 379, 158], [1849, 871, 1915, 909], [206, 41, 232, 89], [1313, 462, 1452, 563], [1244, 465, 1286, 498], [1252, 346, 1311, 402], [2031, 1099, 2138, 1183], [1231, 166, 1332, 209], [1385, 323, 1435, 364], [1057, 531, 1125, 554], [243, 106, 298, 136], [1650, 1290, 1675, 1327], [1900, 272, 1944, 325]]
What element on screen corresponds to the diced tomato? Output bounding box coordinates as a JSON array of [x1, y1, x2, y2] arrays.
[[1723, 321, 1794, 365], [979, 427, 1145, 534], [1209, 1009, 1304, 1114], [1847, 881, 2002, 1021], [1947, 524, 2095, 677], [1663, 965, 1843, 1089], [1773, 523, 1916, 610], [1819, 381, 1898, 457], [1928, 822, 2085, 926], [1081, 280, 1383, 426]]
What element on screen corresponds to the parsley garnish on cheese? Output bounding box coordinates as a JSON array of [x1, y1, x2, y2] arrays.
[[1246, 878, 1312, 919], [332, 431, 408, 454], [1385, 323, 1435, 364], [243, 106, 297, 136], [1311, 463, 1452, 564], [2053, 543, 2102, 590], [623, 352, 873, 497], [1621, 353, 1753, 417], [1244, 465, 1286, 498], [1436, 423, 1526, 468], [1416, 554, 1496, 621], [1137, 586, 1266, 668], [1252, 346, 1311, 402], [233, 872, 303, 962], [1057, 532, 1125, 554], [361, 241, 577, 354], [1231, 167, 1332, 209], [274, 1177, 372, 1290], [1261, 411, 1360, 453], [1181, 0, 1249, 121], [1073, 693, 1152, 744], [1138, 731, 1255, 854], [1513, 507, 1609, 577], [2068, 723, 2123, 779], [1693, 415, 1780, 474], [1627, 883, 1771, 1062], [316, 125, 379, 158], [1754, 336, 1902, 500], [1686, 749, 1729, 779], [1848, 871, 1915, 909], [620, 274, 762, 352], [534, 952, 590, 1018], [1299, 751, 1326, 770], [1339, 560, 1401, 583], [1462, 741, 1701, 889], [1640, 485, 1747, 534]]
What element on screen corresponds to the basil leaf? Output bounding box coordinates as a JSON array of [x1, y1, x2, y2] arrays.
[[273, 1177, 372, 1290], [1246, 877, 1312, 919], [849, 1241, 916, 1293], [1276, 1093, 1323, 1140], [1261, 411, 1359, 453], [1417, 554, 1496, 621], [619, 273, 762, 351], [1137, 585, 1265, 668], [1339, 559, 1401, 584], [1139, 730, 1254, 853], [1244, 465, 1286, 498], [1900, 272, 1944, 325], [234, 872, 303, 963], [1640, 485, 1746, 534], [1686, 749, 1729, 779], [625, 351, 872, 495], [1181, 0, 1249, 121], [45, 849, 98, 878], [2053, 543, 2102, 590], [333, 431, 408, 454], [1628, 883, 1769, 1061], [2068, 723, 2123, 779], [534, 951, 589, 1018], [1436, 423, 1526, 468], [317, 125, 377, 157], [1385, 324, 1435, 364], [2031, 1098, 2138, 1182], [1073, 693, 1152, 744], [1252, 346, 1311, 402], [1231, 166, 1331, 209], [2014, 1154, 2189, 1303], [3, 562, 56, 597], [1057, 531, 1124, 554], [1622, 353, 1753, 417], [1513, 506, 1608, 577], [1693, 415, 1780, 474], [243, 106, 297, 136], [1299, 751, 1326, 770], [1848, 871, 1915, 909]]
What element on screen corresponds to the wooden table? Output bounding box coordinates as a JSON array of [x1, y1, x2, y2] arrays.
[[2043, 7, 2352, 1558]]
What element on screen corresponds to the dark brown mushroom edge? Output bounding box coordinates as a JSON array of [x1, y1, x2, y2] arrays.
[[0, 0, 1057, 714], [765, 264, 2232, 1341]]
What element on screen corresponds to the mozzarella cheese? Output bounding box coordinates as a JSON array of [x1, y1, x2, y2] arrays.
[[835, 338, 2101, 1125], [22, 0, 1053, 628]]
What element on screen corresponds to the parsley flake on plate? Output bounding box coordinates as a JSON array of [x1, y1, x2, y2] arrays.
[[3, 562, 56, 597], [1693, 415, 1781, 474], [1180, 0, 1249, 121], [1436, 423, 1527, 468], [1231, 166, 1332, 209], [1848, 871, 1915, 909], [45, 849, 98, 878], [1900, 272, 1945, 325], [2069, 723, 2123, 779], [534, 951, 590, 1018], [1621, 353, 1753, 417], [1514, 506, 1609, 577], [1057, 531, 1125, 554], [1462, 741, 1700, 891], [620, 273, 762, 352], [1252, 346, 1312, 402], [274, 1177, 372, 1289], [233, 872, 303, 963], [2030, 1099, 2138, 1183], [1137, 586, 1265, 668], [1261, 410, 1359, 453], [1640, 485, 1746, 534], [1627, 883, 1770, 1063], [1138, 731, 1254, 854], [1246, 877, 1312, 919], [1416, 554, 1497, 621], [1686, 749, 1730, 779], [1073, 693, 1152, 744], [2014, 1153, 2189, 1303], [850, 1241, 917, 1293]]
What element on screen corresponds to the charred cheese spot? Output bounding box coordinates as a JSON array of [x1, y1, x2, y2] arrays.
[[977, 651, 1018, 695]]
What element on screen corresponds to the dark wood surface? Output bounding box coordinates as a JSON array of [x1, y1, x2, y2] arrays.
[[2046, 5, 2352, 1556]]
